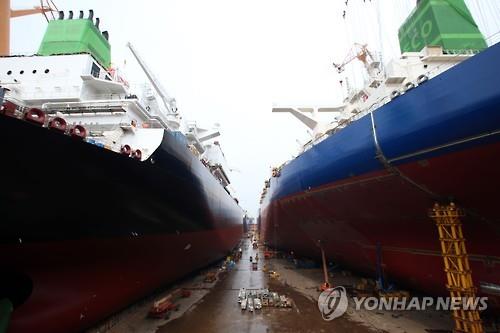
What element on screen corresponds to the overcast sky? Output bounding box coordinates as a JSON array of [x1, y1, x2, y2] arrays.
[[10, 0, 500, 217]]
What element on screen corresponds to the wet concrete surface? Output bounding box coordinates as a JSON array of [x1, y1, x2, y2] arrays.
[[89, 236, 460, 333], [158, 239, 372, 333]]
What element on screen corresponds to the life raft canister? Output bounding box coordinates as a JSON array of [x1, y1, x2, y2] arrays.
[[121, 144, 132, 156], [404, 82, 416, 91], [24, 108, 45, 125], [132, 149, 142, 160], [70, 125, 87, 139], [48, 117, 67, 133], [390, 90, 401, 100], [1, 100, 17, 117], [417, 74, 429, 84]]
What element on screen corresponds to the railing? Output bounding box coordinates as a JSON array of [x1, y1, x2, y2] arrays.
[[271, 46, 487, 179], [442, 48, 481, 55]]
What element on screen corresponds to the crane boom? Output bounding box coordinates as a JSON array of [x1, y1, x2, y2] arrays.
[[126, 42, 177, 115], [333, 43, 374, 74]]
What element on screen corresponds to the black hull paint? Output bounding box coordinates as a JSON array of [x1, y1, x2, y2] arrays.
[[0, 114, 243, 332], [0, 115, 243, 242]]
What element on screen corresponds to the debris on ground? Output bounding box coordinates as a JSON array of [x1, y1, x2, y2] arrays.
[[237, 288, 292, 312], [148, 298, 179, 319], [204, 272, 217, 283], [378, 290, 411, 302]]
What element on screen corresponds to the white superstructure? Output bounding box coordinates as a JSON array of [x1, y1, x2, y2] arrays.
[[0, 38, 234, 191], [273, 45, 477, 153]]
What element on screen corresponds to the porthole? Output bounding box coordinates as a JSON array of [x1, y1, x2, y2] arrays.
[[7, 70, 12, 75], [44, 69, 49, 74], [20, 70, 24, 74], [32, 70, 37, 74]]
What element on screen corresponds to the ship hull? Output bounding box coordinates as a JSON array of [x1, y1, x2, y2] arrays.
[[261, 141, 500, 298], [261, 42, 500, 307], [0, 115, 243, 332], [2, 228, 241, 333]]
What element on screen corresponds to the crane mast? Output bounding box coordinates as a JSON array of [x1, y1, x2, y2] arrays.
[[0, 0, 57, 55], [126, 42, 178, 116]]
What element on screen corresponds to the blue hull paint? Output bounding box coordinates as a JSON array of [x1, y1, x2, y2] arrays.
[[264, 42, 500, 205]]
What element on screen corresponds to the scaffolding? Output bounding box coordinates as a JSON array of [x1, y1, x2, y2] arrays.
[[429, 203, 484, 333]]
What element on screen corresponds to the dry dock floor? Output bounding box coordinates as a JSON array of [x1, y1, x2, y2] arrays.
[[157, 239, 369, 333], [90, 237, 468, 333]]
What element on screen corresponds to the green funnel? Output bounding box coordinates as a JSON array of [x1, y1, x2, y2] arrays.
[[38, 17, 111, 68], [398, 0, 487, 53]]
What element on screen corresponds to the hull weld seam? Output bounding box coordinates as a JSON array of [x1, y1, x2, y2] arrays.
[[387, 128, 500, 163]]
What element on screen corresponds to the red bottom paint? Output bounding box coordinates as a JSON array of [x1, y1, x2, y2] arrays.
[[261, 142, 500, 308], [2, 225, 242, 333]]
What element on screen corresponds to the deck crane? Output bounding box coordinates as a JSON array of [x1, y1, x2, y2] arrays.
[[126, 43, 220, 150], [126, 42, 179, 117], [332, 43, 375, 74]]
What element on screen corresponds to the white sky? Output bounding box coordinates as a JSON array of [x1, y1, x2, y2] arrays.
[[10, 0, 500, 217]]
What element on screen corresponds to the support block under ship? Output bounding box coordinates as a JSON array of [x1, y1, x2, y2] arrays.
[[0, 10, 243, 333], [260, 0, 500, 308]]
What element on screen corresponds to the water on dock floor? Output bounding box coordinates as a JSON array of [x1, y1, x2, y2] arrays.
[[158, 238, 370, 333], [89, 234, 459, 333]]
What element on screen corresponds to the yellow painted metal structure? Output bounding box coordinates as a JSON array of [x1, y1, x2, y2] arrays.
[[429, 203, 484, 333]]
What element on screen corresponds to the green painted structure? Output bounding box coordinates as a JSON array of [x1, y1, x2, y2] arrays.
[[398, 0, 487, 53], [38, 19, 111, 68], [0, 298, 13, 333]]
